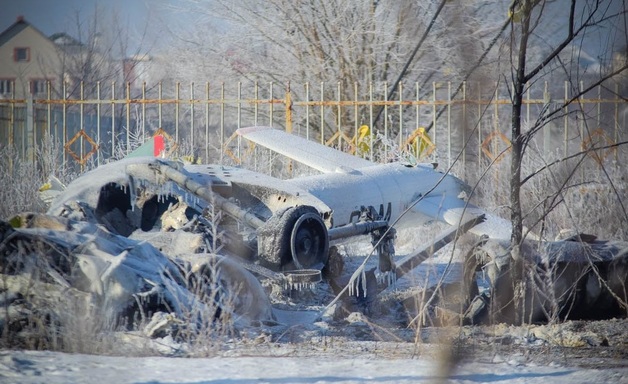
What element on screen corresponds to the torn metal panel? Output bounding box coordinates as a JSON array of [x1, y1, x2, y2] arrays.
[[464, 237, 628, 325]]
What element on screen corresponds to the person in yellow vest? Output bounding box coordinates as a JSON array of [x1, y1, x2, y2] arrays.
[[356, 125, 372, 156], [411, 127, 434, 159]]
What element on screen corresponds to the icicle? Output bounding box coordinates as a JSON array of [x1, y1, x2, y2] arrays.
[[375, 270, 397, 289], [128, 177, 137, 212], [349, 269, 368, 298]]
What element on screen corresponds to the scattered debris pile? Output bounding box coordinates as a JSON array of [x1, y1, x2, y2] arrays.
[[0, 213, 273, 349], [463, 235, 628, 325]]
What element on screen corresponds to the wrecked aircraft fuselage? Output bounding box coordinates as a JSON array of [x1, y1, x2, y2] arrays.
[[46, 157, 335, 273], [2, 152, 627, 349]]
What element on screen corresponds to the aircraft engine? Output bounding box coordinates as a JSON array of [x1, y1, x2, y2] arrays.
[[257, 205, 329, 271]]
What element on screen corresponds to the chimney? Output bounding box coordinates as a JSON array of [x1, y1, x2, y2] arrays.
[[16, 15, 24, 23]]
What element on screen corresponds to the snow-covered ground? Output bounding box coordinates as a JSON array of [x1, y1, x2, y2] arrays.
[[2, 347, 626, 384]]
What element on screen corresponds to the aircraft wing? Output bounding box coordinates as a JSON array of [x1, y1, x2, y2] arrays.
[[237, 126, 375, 173]]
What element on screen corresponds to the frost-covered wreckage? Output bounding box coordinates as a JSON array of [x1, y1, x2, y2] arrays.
[[1, 127, 626, 346]]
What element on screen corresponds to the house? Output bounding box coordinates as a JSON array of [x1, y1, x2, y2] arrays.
[[0, 15, 163, 101], [0, 16, 63, 99]]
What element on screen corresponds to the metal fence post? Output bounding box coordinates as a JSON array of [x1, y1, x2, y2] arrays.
[[285, 82, 292, 133], [26, 93, 34, 163]]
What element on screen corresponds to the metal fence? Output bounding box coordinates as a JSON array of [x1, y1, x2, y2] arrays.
[[1, 80, 626, 171]]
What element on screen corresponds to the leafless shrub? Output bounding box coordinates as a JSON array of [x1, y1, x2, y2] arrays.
[[0, 230, 123, 354], [35, 133, 79, 185], [0, 146, 46, 220], [158, 200, 238, 357], [0, 133, 82, 220], [111, 123, 147, 161], [168, 257, 238, 357]]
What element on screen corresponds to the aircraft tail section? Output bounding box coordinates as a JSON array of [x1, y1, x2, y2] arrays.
[[126, 135, 166, 158]]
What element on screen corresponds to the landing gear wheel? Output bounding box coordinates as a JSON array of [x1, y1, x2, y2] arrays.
[[257, 205, 329, 271], [290, 211, 329, 270]]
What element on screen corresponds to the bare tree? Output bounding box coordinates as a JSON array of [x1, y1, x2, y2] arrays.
[[493, 0, 628, 325], [53, 5, 157, 99], [44, 5, 164, 161], [160, 0, 497, 137], [506, 0, 628, 248]]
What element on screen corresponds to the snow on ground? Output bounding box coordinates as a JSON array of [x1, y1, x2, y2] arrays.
[[1, 348, 627, 384]]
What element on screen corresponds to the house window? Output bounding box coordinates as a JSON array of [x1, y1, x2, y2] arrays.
[[14, 47, 30, 62], [0, 79, 13, 95], [31, 79, 49, 96]]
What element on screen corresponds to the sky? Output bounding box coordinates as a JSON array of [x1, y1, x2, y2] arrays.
[[0, 0, 171, 55], [0, 0, 149, 35]]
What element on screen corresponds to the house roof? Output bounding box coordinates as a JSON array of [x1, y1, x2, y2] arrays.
[[0, 15, 86, 57], [0, 16, 54, 47], [49, 32, 82, 47]]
